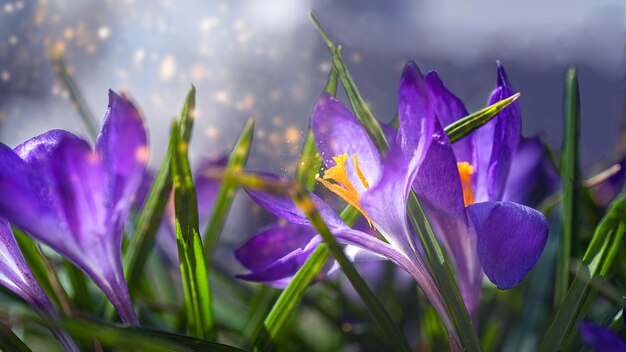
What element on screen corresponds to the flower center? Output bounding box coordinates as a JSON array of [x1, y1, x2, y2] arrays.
[[316, 153, 373, 225], [457, 162, 475, 206]]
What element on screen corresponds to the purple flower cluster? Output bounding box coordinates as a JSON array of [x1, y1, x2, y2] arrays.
[[235, 62, 553, 336]]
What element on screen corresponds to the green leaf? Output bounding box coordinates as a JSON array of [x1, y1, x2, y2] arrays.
[[291, 186, 410, 352], [444, 93, 521, 144], [233, 172, 410, 352], [64, 260, 92, 312], [295, 66, 338, 190], [253, 245, 331, 351], [170, 121, 214, 339], [251, 205, 358, 351], [0, 320, 32, 352], [539, 195, 626, 351], [13, 228, 72, 314], [309, 12, 388, 151], [49, 49, 99, 141], [202, 118, 254, 263], [554, 66, 581, 306], [407, 193, 481, 351], [57, 318, 244, 352], [124, 86, 196, 298]]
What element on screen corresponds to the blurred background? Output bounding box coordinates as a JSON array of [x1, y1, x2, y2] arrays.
[[0, 0, 624, 270]]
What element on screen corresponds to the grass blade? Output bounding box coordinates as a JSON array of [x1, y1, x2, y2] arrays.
[[291, 186, 411, 352], [53, 318, 244, 352], [554, 66, 581, 306], [253, 244, 331, 351], [124, 87, 196, 297], [13, 229, 73, 315], [202, 118, 254, 263], [232, 173, 410, 352], [170, 121, 214, 339], [407, 193, 481, 351], [309, 12, 388, 151], [295, 66, 338, 189], [539, 195, 626, 351], [49, 48, 99, 141], [444, 93, 521, 144]]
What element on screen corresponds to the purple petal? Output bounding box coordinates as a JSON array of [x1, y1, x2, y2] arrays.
[[467, 201, 548, 289], [412, 120, 481, 317], [361, 140, 419, 257], [311, 93, 381, 192], [14, 130, 81, 170], [244, 172, 346, 229], [0, 143, 64, 243], [0, 218, 45, 305], [397, 61, 436, 171], [475, 62, 522, 202], [503, 136, 559, 207], [579, 321, 626, 352], [591, 156, 626, 207], [51, 136, 108, 249], [334, 228, 454, 337], [235, 222, 318, 272], [96, 90, 148, 221], [424, 71, 474, 164]]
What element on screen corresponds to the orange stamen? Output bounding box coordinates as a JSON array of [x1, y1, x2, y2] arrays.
[[317, 154, 373, 225], [457, 162, 475, 206]]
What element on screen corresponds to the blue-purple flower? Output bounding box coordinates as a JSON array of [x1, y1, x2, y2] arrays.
[[579, 321, 626, 352], [235, 61, 549, 338], [236, 85, 454, 334], [414, 62, 549, 318], [0, 91, 148, 325], [0, 219, 78, 351]]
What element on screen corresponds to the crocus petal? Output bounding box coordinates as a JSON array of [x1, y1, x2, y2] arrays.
[[51, 136, 108, 250], [475, 62, 522, 202], [424, 71, 474, 165], [244, 172, 346, 229], [579, 321, 626, 352], [361, 140, 419, 257], [359, 140, 459, 330], [0, 143, 64, 243], [311, 93, 382, 191], [235, 222, 319, 273], [397, 61, 435, 170], [413, 120, 482, 317], [334, 228, 454, 338], [14, 129, 81, 171], [503, 136, 559, 207], [591, 156, 626, 208], [467, 201, 548, 289], [96, 90, 148, 220], [0, 218, 45, 305]]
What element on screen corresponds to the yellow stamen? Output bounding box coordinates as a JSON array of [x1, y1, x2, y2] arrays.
[[317, 153, 373, 225], [457, 162, 475, 206], [353, 155, 370, 189]]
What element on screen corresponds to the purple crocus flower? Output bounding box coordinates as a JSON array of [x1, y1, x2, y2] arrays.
[[415, 62, 549, 319], [579, 321, 626, 351], [0, 91, 148, 325], [237, 61, 548, 335], [236, 70, 457, 336], [0, 219, 78, 351]]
